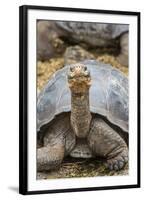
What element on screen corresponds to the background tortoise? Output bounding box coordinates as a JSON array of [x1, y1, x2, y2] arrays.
[[37, 60, 128, 172], [37, 21, 128, 66]]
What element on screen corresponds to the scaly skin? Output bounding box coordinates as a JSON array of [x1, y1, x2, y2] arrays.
[[37, 137, 65, 171], [71, 92, 92, 138], [37, 113, 76, 171], [68, 64, 92, 138], [88, 118, 128, 170], [68, 64, 128, 170]]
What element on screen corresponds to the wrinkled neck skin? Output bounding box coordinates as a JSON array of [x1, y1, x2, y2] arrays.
[[71, 91, 92, 138]]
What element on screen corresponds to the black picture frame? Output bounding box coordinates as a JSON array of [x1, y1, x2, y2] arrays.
[[19, 5, 141, 195]]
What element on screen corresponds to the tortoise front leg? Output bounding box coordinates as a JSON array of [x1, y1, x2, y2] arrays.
[[88, 118, 128, 171], [37, 139, 65, 172]]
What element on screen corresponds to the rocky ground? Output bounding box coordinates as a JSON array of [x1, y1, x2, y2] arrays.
[[37, 45, 128, 179]]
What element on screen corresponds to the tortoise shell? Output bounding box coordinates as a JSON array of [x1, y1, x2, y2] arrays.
[[56, 22, 128, 40], [37, 60, 128, 132]]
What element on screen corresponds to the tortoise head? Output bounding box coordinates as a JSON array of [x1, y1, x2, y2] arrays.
[[68, 64, 91, 93]]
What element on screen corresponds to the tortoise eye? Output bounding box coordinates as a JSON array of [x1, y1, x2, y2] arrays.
[[70, 66, 74, 72], [83, 66, 87, 71]]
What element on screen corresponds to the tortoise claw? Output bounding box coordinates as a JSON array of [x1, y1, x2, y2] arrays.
[[105, 151, 128, 171]]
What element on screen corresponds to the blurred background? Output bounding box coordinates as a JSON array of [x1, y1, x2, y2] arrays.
[[37, 21, 128, 92]]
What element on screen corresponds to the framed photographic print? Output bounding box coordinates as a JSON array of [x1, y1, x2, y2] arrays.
[[19, 5, 141, 195]]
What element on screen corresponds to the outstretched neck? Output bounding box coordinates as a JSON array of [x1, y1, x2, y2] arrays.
[[71, 91, 92, 138]]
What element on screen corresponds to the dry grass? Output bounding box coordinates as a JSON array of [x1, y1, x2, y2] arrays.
[[37, 158, 128, 179]]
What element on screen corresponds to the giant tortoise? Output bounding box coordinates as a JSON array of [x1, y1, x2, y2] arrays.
[[37, 60, 128, 172]]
